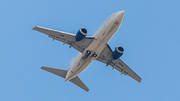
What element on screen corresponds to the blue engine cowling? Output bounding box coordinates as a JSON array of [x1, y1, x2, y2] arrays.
[[112, 46, 124, 60], [75, 27, 87, 41]]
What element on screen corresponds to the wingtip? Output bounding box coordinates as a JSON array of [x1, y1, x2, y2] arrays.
[[41, 66, 47, 70], [86, 89, 89, 92], [138, 78, 142, 83], [32, 26, 37, 30], [32, 26, 41, 30]]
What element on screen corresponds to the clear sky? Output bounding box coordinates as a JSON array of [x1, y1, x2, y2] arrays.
[[0, 0, 180, 101]]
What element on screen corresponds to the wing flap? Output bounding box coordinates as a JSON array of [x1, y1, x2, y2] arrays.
[[111, 59, 142, 82], [33, 26, 75, 44], [33, 26, 95, 53], [97, 44, 142, 83]]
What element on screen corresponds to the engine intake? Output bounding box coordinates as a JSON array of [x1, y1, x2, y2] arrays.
[[75, 27, 87, 41], [112, 46, 124, 60]]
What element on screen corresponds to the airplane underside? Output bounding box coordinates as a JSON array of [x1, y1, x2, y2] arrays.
[[33, 10, 141, 92]]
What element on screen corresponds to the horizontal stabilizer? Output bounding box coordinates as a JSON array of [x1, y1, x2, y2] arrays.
[[41, 66, 89, 92], [70, 76, 89, 92], [41, 66, 67, 78]]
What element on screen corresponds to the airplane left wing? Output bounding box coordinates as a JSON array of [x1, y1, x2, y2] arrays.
[[97, 44, 142, 83], [33, 26, 94, 53]]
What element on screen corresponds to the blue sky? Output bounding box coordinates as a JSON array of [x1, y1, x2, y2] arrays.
[[1, 0, 180, 101]]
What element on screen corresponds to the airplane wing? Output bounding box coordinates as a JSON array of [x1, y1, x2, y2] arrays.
[[33, 26, 94, 53], [97, 44, 142, 83]]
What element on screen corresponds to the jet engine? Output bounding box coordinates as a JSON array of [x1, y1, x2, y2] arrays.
[[112, 46, 124, 60], [75, 27, 87, 41]]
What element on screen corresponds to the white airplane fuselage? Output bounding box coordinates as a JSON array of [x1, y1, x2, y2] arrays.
[[65, 11, 125, 81]]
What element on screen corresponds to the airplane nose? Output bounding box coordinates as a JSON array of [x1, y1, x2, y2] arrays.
[[121, 10, 125, 14], [117, 10, 125, 18], [113, 11, 125, 23]]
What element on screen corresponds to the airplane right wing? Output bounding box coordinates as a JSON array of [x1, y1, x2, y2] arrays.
[[97, 44, 142, 83], [33, 26, 94, 53]]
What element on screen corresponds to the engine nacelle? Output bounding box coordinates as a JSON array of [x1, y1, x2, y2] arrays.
[[75, 27, 87, 41], [112, 46, 124, 60]]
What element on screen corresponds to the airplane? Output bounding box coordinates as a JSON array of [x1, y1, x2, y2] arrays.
[[33, 10, 141, 92]]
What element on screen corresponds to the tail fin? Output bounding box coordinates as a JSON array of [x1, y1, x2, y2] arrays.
[[41, 66, 89, 92]]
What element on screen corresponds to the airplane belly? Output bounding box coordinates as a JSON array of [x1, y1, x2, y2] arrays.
[[67, 40, 106, 81], [66, 11, 125, 81], [72, 59, 92, 77], [66, 52, 93, 81]]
